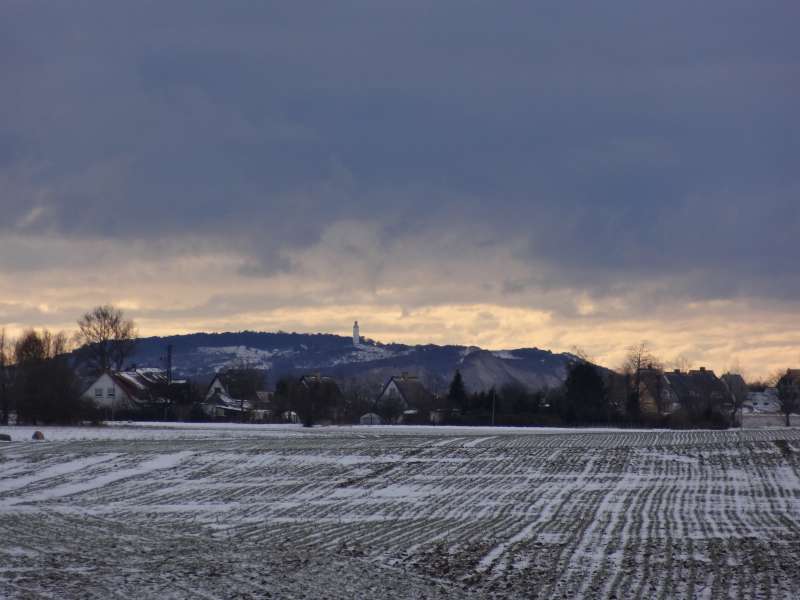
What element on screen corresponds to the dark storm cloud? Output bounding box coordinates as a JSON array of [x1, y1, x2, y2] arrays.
[[1, 1, 798, 299]]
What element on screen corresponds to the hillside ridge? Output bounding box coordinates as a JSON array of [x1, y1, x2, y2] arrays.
[[76, 330, 587, 393]]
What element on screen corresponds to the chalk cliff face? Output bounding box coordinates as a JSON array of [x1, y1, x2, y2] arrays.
[[74, 331, 585, 393]]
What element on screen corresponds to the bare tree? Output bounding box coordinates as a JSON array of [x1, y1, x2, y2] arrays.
[[13, 329, 83, 425], [721, 369, 748, 426], [569, 346, 592, 362], [620, 342, 663, 417], [227, 359, 264, 422], [0, 329, 9, 425], [376, 393, 405, 425], [776, 371, 799, 427], [671, 354, 693, 373], [765, 368, 786, 388], [622, 341, 662, 375], [76, 305, 137, 373]]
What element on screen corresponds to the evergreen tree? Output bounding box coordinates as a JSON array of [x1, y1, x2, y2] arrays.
[[448, 370, 468, 414], [563, 362, 608, 424]]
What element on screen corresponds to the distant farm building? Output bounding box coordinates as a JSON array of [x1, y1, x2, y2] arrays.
[[294, 374, 343, 426], [202, 369, 270, 420], [376, 374, 435, 424], [745, 388, 780, 413], [637, 367, 734, 418]]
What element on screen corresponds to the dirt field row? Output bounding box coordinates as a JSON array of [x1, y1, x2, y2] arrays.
[[1, 425, 799, 599]]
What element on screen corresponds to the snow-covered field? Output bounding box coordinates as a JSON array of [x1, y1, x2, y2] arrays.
[[2, 424, 800, 599]]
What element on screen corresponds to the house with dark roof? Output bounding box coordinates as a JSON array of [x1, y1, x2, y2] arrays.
[[376, 373, 435, 424], [780, 369, 800, 386], [637, 367, 734, 418], [82, 369, 173, 417], [203, 369, 269, 420], [293, 374, 343, 425], [637, 367, 671, 415], [298, 373, 340, 392]]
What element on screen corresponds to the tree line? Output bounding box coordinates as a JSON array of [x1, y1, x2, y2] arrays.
[[0, 305, 138, 425], [2, 307, 799, 428], [434, 343, 775, 429]]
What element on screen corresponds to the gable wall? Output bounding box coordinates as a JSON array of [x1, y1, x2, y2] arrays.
[[82, 373, 135, 409]]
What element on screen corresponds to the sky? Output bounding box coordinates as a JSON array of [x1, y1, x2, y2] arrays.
[[1, 1, 798, 378]]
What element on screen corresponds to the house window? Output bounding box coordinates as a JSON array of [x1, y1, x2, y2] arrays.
[[107, 387, 115, 397], [95, 388, 103, 397]]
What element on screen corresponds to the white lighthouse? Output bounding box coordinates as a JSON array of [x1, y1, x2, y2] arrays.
[[353, 321, 360, 346]]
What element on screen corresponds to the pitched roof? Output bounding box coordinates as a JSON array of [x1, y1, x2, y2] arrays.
[[721, 373, 746, 388], [208, 369, 265, 401], [664, 368, 730, 403], [204, 389, 253, 411], [299, 374, 342, 397], [780, 369, 800, 385], [638, 368, 666, 400], [108, 369, 171, 405], [379, 375, 434, 408]]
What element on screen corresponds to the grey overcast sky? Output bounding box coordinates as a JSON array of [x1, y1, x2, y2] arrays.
[[1, 1, 798, 376]]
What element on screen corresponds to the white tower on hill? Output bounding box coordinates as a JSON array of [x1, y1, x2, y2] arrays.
[[353, 321, 360, 346]]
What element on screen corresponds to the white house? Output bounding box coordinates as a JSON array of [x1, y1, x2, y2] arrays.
[[745, 388, 780, 413], [83, 369, 171, 416], [203, 373, 251, 419]]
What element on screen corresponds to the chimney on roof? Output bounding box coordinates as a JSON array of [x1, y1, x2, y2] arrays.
[[699, 366, 706, 372], [674, 369, 681, 374]]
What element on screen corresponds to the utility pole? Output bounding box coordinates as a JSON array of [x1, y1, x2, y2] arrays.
[[161, 344, 173, 421], [166, 344, 173, 385], [491, 388, 496, 427]]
